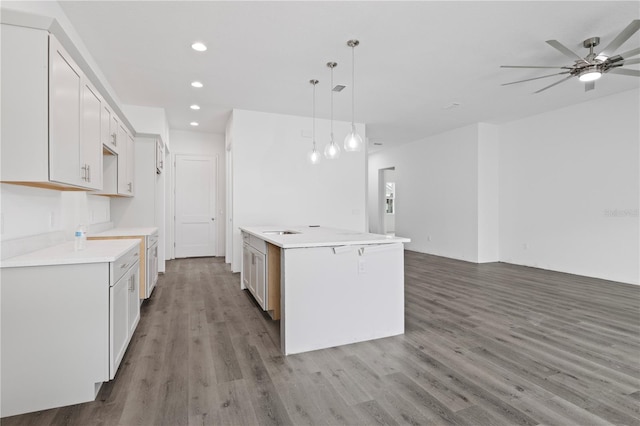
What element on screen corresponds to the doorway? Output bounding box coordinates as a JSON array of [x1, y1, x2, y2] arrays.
[[378, 167, 396, 236], [174, 155, 217, 258]]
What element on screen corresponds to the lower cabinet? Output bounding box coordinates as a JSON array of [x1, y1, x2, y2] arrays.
[[243, 241, 266, 309], [109, 257, 140, 379], [0, 243, 141, 417], [241, 232, 281, 320]]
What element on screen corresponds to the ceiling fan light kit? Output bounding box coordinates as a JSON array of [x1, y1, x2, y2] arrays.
[[501, 19, 640, 93]]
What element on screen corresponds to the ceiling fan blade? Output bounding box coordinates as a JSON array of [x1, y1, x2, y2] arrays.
[[502, 71, 571, 86], [546, 39, 583, 61], [598, 19, 640, 58], [585, 81, 595, 92], [608, 68, 640, 77], [621, 58, 640, 65], [618, 47, 640, 59], [534, 75, 574, 93], [501, 65, 568, 69]]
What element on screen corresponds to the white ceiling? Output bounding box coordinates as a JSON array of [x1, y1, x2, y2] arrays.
[[56, 1, 640, 150]]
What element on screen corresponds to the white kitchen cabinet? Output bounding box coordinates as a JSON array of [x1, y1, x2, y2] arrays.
[[253, 249, 266, 308], [110, 136, 166, 272], [101, 103, 120, 154], [242, 242, 252, 290], [48, 34, 83, 187], [89, 227, 159, 299], [241, 232, 267, 310], [0, 239, 141, 417], [0, 24, 112, 191], [81, 80, 103, 190], [117, 126, 135, 196], [110, 253, 140, 378]]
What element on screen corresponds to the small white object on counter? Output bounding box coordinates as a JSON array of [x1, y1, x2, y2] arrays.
[[0, 239, 140, 268]]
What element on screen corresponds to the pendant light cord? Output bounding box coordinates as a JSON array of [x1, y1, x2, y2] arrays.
[[312, 82, 316, 150], [351, 45, 355, 126], [330, 65, 334, 141]]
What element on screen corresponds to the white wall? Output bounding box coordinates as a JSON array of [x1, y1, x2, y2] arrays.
[[368, 124, 484, 262], [369, 89, 638, 285], [229, 109, 367, 272], [169, 130, 226, 257], [500, 89, 639, 285], [122, 105, 170, 150], [477, 124, 500, 262], [0, 184, 111, 259]]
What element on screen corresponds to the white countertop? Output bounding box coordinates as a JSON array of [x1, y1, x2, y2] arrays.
[[239, 226, 410, 249], [90, 227, 158, 237], [0, 239, 140, 268]]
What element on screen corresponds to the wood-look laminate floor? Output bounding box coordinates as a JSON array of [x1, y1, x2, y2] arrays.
[[4, 251, 639, 426]]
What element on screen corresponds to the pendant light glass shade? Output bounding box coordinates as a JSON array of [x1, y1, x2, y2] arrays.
[[308, 79, 321, 164], [308, 147, 322, 164], [344, 39, 363, 152], [344, 124, 363, 152], [324, 134, 340, 159], [324, 62, 341, 160]]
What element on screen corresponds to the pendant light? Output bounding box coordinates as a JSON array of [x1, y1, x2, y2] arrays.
[[344, 39, 363, 152], [308, 79, 321, 165], [324, 62, 341, 160]]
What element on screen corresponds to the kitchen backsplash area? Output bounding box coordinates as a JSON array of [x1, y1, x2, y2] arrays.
[[0, 184, 111, 259]]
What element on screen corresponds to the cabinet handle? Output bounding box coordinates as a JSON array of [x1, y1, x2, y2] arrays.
[[87, 165, 91, 182], [111, 132, 117, 146], [128, 182, 132, 192], [80, 165, 86, 181]]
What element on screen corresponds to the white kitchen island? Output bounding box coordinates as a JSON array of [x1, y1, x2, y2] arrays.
[[239, 226, 410, 355]]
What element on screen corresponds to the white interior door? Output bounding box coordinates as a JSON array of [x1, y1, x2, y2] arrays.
[[175, 155, 216, 258]]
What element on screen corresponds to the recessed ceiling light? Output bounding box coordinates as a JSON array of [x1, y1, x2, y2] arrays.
[[191, 42, 207, 52], [190, 122, 199, 126], [191, 81, 203, 88], [190, 104, 201, 110]]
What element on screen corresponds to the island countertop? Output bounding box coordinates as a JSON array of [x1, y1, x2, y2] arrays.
[[239, 225, 410, 249]]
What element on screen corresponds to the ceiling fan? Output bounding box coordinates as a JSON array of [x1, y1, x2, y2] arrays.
[[501, 19, 640, 93]]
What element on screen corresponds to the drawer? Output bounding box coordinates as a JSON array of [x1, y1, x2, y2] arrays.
[[249, 235, 267, 254], [111, 244, 140, 286], [147, 233, 159, 247]]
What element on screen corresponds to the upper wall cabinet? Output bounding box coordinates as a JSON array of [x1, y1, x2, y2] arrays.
[[0, 23, 130, 191], [101, 103, 120, 155]]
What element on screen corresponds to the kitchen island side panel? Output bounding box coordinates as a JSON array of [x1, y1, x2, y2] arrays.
[[281, 243, 404, 355]]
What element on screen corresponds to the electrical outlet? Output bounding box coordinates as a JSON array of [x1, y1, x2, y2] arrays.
[[49, 212, 55, 229], [358, 258, 366, 274], [523, 243, 529, 250], [427, 235, 432, 242]]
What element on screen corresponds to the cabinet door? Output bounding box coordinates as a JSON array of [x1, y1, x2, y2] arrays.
[[109, 273, 129, 379], [254, 251, 266, 309], [242, 244, 251, 290], [49, 36, 82, 187], [117, 124, 129, 194], [81, 82, 102, 190], [128, 269, 140, 336], [101, 104, 119, 154], [126, 132, 135, 195]]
